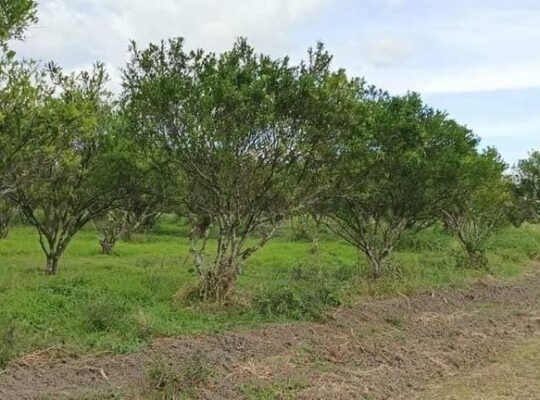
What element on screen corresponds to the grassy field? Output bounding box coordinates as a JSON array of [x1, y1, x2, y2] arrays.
[[1, 216, 539, 366]]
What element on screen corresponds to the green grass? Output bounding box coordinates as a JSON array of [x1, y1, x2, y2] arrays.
[[0, 220, 539, 365], [238, 378, 308, 399]]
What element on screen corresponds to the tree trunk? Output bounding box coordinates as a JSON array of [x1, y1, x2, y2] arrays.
[[370, 257, 384, 279], [0, 222, 9, 239], [45, 253, 60, 275], [100, 238, 115, 254], [198, 259, 240, 302], [309, 218, 322, 254], [365, 250, 388, 279], [464, 246, 488, 269], [310, 235, 320, 254]]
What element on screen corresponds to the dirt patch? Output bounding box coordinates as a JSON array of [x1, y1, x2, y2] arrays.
[[1, 271, 540, 399], [416, 335, 540, 399]]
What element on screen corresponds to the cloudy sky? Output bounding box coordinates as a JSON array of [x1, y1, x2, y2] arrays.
[[12, 0, 540, 164]]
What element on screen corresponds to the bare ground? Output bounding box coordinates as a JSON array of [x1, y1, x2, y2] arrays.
[[1, 267, 540, 399], [417, 335, 540, 399]]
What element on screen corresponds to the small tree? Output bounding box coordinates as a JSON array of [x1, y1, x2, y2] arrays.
[[512, 151, 540, 224], [123, 39, 356, 300], [322, 93, 478, 278], [289, 212, 323, 254], [11, 63, 130, 274], [442, 148, 510, 268], [122, 163, 171, 239], [94, 209, 128, 254]]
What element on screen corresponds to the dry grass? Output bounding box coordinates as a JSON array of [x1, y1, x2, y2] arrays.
[[417, 335, 540, 399]]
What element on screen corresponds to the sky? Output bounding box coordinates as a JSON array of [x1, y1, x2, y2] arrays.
[[11, 0, 540, 165]]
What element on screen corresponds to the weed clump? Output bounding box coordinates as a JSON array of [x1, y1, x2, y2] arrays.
[[144, 350, 213, 398], [254, 263, 349, 319], [84, 297, 128, 332]]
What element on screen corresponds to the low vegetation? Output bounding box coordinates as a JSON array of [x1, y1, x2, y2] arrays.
[[143, 350, 214, 399], [0, 218, 539, 366]]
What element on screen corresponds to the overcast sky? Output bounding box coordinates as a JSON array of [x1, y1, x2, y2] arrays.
[[12, 0, 540, 164]]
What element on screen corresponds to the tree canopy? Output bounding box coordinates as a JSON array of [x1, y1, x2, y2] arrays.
[[318, 92, 480, 277], [10, 63, 133, 274], [0, 0, 37, 44]]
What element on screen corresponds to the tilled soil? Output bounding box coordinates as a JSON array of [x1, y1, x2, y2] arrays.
[[1, 269, 540, 399]]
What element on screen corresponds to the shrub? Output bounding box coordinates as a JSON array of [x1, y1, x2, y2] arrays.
[[144, 350, 213, 398], [84, 297, 128, 332], [255, 268, 345, 320]]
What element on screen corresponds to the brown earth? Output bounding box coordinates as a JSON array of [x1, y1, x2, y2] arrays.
[[1, 268, 540, 399]]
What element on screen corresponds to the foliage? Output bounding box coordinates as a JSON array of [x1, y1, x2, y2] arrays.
[[93, 209, 128, 254], [512, 150, 540, 225], [0, 0, 37, 44], [396, 225, 453, 252], [0, 55, 45, 197], [254, 260, 352, 319], [0, 0, 39, 197], [442, 148, 510, 268], [255, 279, 344, 320], [320, 92, 479, 277], [10, 63, 133, 274], [122, 38, 359, 300]]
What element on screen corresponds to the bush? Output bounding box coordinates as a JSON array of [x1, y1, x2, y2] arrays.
[[255, 264, 346, 319], [144, 350, 213, 398], [255, 283, 343, 320], [84, 297, 129, 332]]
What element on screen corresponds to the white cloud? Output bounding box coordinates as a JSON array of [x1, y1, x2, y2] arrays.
[[11, 0, 540, 97], [367, 37, 413, 68], [13, 0, 328, 78], [329, 3, 540, 94], [358, 59, 540, 95]]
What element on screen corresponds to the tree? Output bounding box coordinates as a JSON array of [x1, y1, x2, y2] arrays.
[[121, 159, 171, 240], [94, 209, 128, 254], [10, 63, 131, 274], [442, 148, 510, 268], [290, 212, 323, 254], [321, 92, 479, 278], [93, 155, 172, 253], [512, 151, 540, 224], [122, 39, 357, 301]]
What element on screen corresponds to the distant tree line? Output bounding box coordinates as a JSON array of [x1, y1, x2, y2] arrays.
[[2, 0, 540, 301]]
